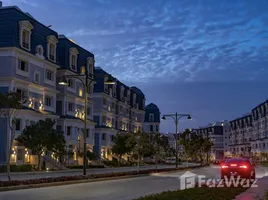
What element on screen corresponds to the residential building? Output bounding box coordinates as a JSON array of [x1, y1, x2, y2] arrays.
[[92, 67, 146, 160], [0, 3, 60, 165], [143, 103, 160, 133], [229, 114, 252, 157], [251, 100, 268, 155], [56, 35, 96, 165], [223, 122, 231, 158], [193, 121, 227, 161]]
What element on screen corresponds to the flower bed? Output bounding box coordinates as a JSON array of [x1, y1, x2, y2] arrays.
[[0, 165, 205, 188]]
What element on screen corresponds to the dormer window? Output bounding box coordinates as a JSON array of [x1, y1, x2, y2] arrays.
[[133, 94, 136, 106], [87, 57, 94, 77], [104, 77, 108, 92], [69, 47, 79, 71], [47, 35, 58, 62], [127, 90, 130, 102], [113, 84, 116, 97], [19, 20, 33, 51], [142, 98, 145, 109], [120, 86, 124, 100], [49, 43, 55, 60]]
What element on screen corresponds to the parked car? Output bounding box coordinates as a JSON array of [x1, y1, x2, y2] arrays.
[[221, 158, 256, 180], [213, 160, 221, 165], [165, 157, 176, 164]]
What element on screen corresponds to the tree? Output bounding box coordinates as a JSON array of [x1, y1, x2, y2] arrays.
[[180, 129, 194, 161], [132, 132, 154, 159], [180, 129, 213, 164], [111, 132, 134, 165], [17, 119, 65, 170], [86, 151, 97, 161], [0, 92, 24, 181], [47, 129, 66, 165], [150, 132, 164, 170]]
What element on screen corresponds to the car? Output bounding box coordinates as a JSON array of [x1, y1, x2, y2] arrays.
[[213, 160, 221, 165], [165, 158, 176, 164], [221, 158, 255, 180]]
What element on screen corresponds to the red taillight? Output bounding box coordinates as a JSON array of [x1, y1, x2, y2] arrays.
[[239, 165, 248, 169], [221, 165, 228, 169]]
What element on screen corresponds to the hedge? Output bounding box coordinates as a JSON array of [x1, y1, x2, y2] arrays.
[[0, 165, 205, 187], [0, 165, 32, 173]]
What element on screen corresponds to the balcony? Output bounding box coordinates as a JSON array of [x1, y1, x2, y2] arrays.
[[49, 54, 55, 61], [22, 42, 29, 49]]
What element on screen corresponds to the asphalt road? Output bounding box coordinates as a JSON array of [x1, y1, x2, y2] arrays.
[[0, 163, 196, 181], [1, 165, 267, 200]]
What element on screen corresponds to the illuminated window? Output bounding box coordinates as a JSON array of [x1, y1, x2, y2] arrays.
[[79, 88, 83, 97]]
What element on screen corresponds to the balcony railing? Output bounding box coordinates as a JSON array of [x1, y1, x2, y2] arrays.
[[49, 54, 55, 61], [22, 42, 29, 49]]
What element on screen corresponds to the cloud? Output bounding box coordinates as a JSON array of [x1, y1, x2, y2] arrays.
[[10, 0, 268, 83]]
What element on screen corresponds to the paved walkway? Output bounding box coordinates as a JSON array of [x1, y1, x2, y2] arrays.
[[0, 163, 197, 181], [235, 166, 268, 200]]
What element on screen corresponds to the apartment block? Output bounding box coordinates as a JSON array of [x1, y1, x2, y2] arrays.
[[92, 67, 146, 160], [251, 100, 268, 155], [56, 35, 96, 165], [193, 121, 227, 161], [229, 114, 252, 157], [0, 4, 60, 165]]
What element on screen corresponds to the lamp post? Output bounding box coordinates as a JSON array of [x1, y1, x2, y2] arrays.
[[59, 67, 115, 176], [162, 112, 191, 169]]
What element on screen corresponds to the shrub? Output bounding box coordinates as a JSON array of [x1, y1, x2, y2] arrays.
[[0, 164, 205, 187], [0, 165, 32, 173], [134, 187, 247, 200], [67, 165, 105, 169]]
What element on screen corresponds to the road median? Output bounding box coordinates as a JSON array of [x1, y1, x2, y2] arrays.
[[0, 164, 206, 192]]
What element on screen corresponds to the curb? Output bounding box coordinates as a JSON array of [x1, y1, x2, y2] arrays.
[[0, 174, 150, 192], [0, 164, 195, 176], [0, 165, 206, 192]]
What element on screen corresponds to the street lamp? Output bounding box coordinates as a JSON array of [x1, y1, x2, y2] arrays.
[[162, 112, 191, 168], [58, 67, 115, 176]]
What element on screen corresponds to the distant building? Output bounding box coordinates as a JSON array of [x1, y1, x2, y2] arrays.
[[251, 100, 268, 155], [92, 67, 146, 160], [229, 114, 252, 157], [143, 103, 160, 133], [193, 121, 227, 161]]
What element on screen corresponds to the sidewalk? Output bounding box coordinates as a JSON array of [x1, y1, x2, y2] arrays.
[[235, 176, 268, 200], [0, 163, 199, 181], [235, 166, 268, 200]]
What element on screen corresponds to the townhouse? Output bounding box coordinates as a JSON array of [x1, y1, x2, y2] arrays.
[[143, 103, 160, 133], [0, 2, 152, 166], [56, 35, 96, 165], [92, 67, 146, 160], [0, 4, 60, 165]]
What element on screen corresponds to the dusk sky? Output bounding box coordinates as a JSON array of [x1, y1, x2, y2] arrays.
[[3, 0, 268, 132]]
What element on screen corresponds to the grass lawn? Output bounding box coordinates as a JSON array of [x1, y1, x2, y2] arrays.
[[261, 162, 268, 167], [134, 187, 247, 200]]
